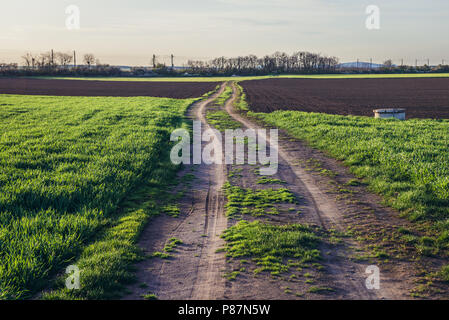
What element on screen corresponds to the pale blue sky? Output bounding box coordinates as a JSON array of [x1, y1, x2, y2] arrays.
[[1, 0, 448, 66]]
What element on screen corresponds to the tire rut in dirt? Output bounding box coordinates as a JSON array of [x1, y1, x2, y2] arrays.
[[122, 85, 227, 300]]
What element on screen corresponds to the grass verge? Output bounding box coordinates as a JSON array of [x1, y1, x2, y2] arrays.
[[234, 83, 250, 111], [251, 110, 449, 276], [0, 93, 196, 299]]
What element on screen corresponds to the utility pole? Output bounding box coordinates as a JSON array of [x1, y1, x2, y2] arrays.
[[171, 54, 174, 68], [427, 59, 430, 66], [152, 54, 156, 68], [51, 49, 54, 66], [73, 50, 76, 68], [415, 59, 418, 68]]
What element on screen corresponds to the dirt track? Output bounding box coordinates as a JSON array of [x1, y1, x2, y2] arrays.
[[123, 84, 229, 300], [0, 78, 218, 99], [124, 83, 447, 300], [241, 78, 449, 119]]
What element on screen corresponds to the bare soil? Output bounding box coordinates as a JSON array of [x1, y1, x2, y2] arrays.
[[241, 78, 449, 119], [0, 78, 219, 99]]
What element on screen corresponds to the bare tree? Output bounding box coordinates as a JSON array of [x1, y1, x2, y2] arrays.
[[36, 52, 52, 68], [56, 52, 73, 67], [22, 53, 34, 68], [83, 53, 95, 67]]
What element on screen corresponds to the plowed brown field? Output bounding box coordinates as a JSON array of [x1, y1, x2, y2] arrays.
[[241, 78, 449, 119], [0, 78, 219, 99]]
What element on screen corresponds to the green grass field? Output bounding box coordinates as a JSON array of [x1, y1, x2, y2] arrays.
[[0, 94, 195, 299], [36, 73, 449, 83], [252, 111, 449, 260]]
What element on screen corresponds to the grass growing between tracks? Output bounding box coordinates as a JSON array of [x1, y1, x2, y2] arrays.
[[0, 94, 195, 299], [206, 111, 242, 132], [222, 221, 321, 275], [215, 84, 233, 106], [223, 181, 296, 217], [206, 84, 242, 131], [252, 110, 449, 274]]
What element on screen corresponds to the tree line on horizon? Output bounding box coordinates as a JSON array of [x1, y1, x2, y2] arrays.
[[0, 50, 448, 77], [187, 51, 340, 75]]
